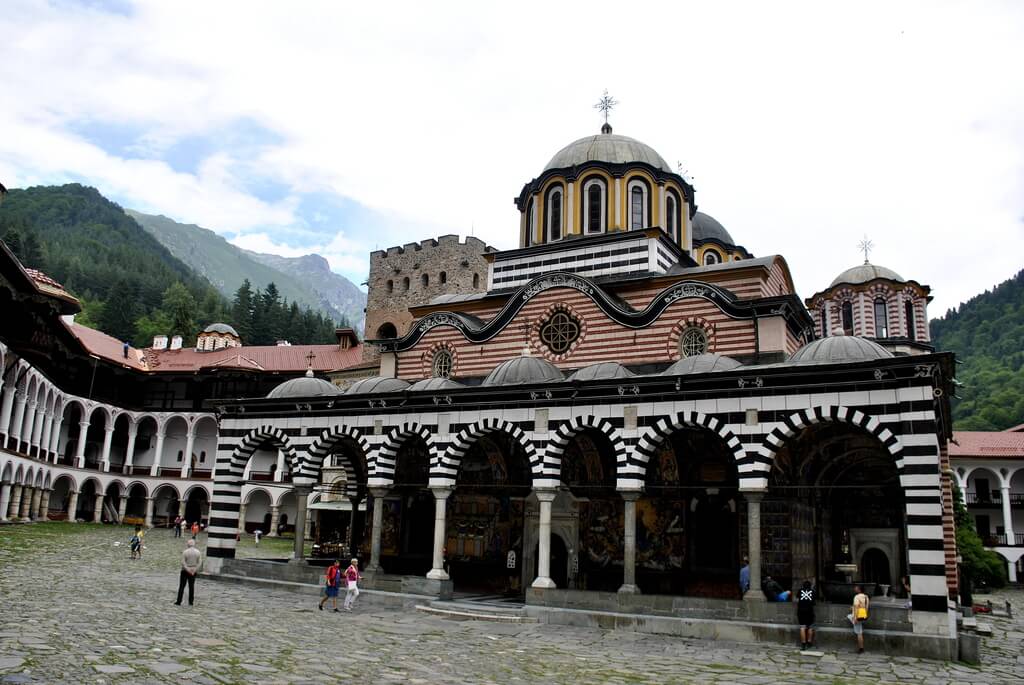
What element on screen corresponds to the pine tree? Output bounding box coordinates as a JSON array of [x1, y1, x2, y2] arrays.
[[162, 282, 198, 340], [231, 279, 255, 344], [101, 278, 140, 343]]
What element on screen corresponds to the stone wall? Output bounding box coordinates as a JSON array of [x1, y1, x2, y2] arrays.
[[363, 235, 494, 362]]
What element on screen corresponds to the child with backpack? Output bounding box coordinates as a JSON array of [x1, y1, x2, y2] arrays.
[[129, 526, 143, 560]]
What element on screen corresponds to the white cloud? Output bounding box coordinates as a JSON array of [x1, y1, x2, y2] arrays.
[[0, 0, 1022, 314]]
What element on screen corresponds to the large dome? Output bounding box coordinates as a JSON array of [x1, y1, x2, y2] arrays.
[[544, 133, 672, 173], [204, 322, 239, 336], [266, 371, 343, 399], [692, 212, 736, 246], [482, 356, 565, 386], [788, 336, 894, 364], [830, 262, 904, 288]]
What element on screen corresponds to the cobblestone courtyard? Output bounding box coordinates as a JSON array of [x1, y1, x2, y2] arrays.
[[1, 523, 1023, 684]]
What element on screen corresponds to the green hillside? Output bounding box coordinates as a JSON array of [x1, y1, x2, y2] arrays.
[[0, 184, 342, 347], [931, 269, 1024, 430], [127, 210, 365, 333]]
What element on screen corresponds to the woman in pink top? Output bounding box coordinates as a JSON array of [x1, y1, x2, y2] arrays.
[[342, 558, 362, 612]]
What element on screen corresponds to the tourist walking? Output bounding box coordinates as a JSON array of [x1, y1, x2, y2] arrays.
[[849, 584, 870, 653], [797, 580, 816, 650], [175, 539, 202, 606], [342, 558, 362, 612], [129, 526, 142, 560], [191, 521, 200, 539], [319, 560, 342, 612], [738, 556, 750, 596], [173, 515, 182, 537]]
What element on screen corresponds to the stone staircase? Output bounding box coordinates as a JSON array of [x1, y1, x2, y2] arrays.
[[415, 598, 536, 623]]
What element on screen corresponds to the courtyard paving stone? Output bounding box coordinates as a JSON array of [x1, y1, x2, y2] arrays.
[[1, 522, 1023, 683]]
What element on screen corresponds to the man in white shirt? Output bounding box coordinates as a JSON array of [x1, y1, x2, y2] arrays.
[[175, 539, 202, 606]]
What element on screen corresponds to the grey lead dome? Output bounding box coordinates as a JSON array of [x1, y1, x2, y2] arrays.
[[663, 353, 742, 375], [544, 134, 672, 173], [482, 356, 565, 386], [788, 336, 894, 364], [204, 322, 239, 336], [692, 212, 736, 246], [266, 375, 343, 399], [830, 263, 904, 288]]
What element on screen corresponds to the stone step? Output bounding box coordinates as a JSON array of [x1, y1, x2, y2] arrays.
[[962, 616, 978, 631], [975, 622, 993, 637], [415, 603, 537, 623]]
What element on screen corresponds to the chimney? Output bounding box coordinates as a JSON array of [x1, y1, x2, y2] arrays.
[[152, 335, 168, 350], [170, 335, 183, 350], [276, 340, 291, 346], [335, 327, 359, 350]]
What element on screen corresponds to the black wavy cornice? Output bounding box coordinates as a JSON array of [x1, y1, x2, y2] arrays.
[[372, 271, 815, 352]]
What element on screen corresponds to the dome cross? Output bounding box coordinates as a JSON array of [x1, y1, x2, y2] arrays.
[[857, 235, 874, 264], [593, 89, 618, 132]]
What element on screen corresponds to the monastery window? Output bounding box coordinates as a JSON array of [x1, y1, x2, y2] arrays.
[[440, 271, 447, 285], [874, 298, 889, 338], [905, 300, 916, 341], [539, 310, 581, 355], [377, 322, 397, 339], [820, 305, 829, 337], [703, 250, 721, 266], [583, 178, 606, 234], [432, 349, 453, 379], [679, 326, 709, 358], [628, 180, 649, 230], [200, 451, 206, 463], [402, 277, 410, 292], [176, 450, 183, 462], [421, 273, 429, 288], [525, 198, 535, 245], [386, 280, 394, 294], [841, 301, 854, 335], [546, 187, 563, 241], [666, 191, 679, 243], [473, 273, 480, 288]]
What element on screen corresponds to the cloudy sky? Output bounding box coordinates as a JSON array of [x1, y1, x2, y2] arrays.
[[2, 1, 1022, 315]]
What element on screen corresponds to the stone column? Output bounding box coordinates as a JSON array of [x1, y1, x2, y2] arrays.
[[149, 428, 166, 477], [274, 449, 286, 482], [144, 496, 155, 528], [0, 482, 11, 522], [21, 400, 37, 453], [75, 419, 90, 468], [532, 488, 557, 589], [181, 429, 196, 479], [366, 487, 389, 572], [177, 499, 187, 520], [67, 489, 79, 522], [346, 495, 361, 556], [237, 501, 248, 533], [427, 486, 452, 580], [268, 505, 281, 537], [123, 422, 138, 474], [29, 403, 44, 456], [0, 386, 16, 445], [292, 487, 311, 560], [619, 491, 641, 594], [39, 411, 53, 460], [1001, 485, 1015, 544], [93, 492, 105, 523], [117, 494, 128, 523], [8, 484, 23, 519], [8, 394, 27, 451], [304, 511, 313, 541], [100, 426, 115, 472], [49, 413, 64, 462], [744, 492, 766, 601], [38, 489, 51, 521], [30, 487, 43, 520], [19, 486, 34, 520]]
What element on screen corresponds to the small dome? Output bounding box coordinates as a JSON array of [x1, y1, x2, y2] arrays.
[[345, 376, 411, 395], [663, 353, 742, 375], [544, 133, 672, 173], [408, 377, 465, 392], [830, 262, 904, 288], [203, 322, 239, 337], [568, 362, 635, 382], [482, 356, 565, 386], [267, 372, 343, 399], [692, 212, 736, 246], [788, 336, 894, 364]]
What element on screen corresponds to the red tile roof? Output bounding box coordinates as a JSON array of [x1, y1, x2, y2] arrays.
[[950, 431, 1024, 459], [66, 321, 364, 374]]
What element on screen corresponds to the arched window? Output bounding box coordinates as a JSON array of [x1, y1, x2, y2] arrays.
[[421, 273, 429, 288], [525, 198, 535, 246], [703, 250, 721, 265], [904, 300, 916, 341], [402, 276, 410, 292], [679, 326, 709, 357], [377, 322, 397, 339], [583, 178, 606, 234], [546, 186, 563, 241], [199, 451, 206, 463], [820, 305, 829, 337], [627, 179, 649, 230], [432, 349, 453, 378], [472, 273, 480, 289], [440, 271, 447, 285], [874, 298, 889, 338], [386, 280, 394, 294], [666, 191, 679, 243], [176, 450, 184, 463], [841, 301, 854, 334]]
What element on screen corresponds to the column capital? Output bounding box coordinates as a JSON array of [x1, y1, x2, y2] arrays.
[[79, 419, 91, 428], [430, 486, 453, 499], [370, 487, 390, 499], [533, 487, 558, 503], [742, 491, 765, 503], [619, 490, 642, 502]]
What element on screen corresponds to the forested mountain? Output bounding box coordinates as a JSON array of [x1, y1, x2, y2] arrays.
[[931, 269, 1024, 430], [0, 184, 342, 347], [127, 210, 365, 332]]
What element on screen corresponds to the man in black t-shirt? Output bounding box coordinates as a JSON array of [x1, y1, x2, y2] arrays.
[[797, 580, 816, 650]]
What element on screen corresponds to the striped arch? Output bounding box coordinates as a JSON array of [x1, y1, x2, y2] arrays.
[[762, 405, 903, 468], [300, 425, 371, 483], [207, 425, 298, 558], [545, 416, 627, 481], [629, 411, 746, 489], [371, 422, 434, 485], [432, 418, 540, 488]]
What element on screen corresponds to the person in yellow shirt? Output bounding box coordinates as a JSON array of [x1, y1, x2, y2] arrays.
[[850, 585, 870, 653]]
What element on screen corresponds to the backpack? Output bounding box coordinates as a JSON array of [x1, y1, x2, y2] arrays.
[[130, 534, 141, 547]]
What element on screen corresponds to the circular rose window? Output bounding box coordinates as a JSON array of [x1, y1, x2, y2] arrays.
[[539, 311, 581, 355], [432, 349, 453, 378], [679, 326, 709, 357]]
